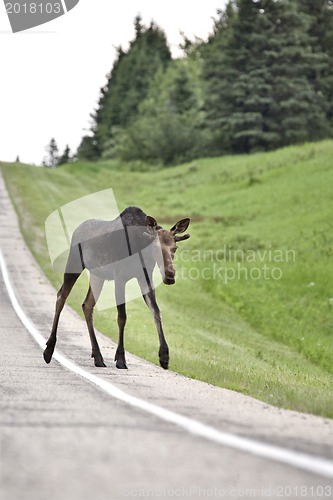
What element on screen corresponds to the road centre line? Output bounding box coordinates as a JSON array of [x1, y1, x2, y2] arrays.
[[1, 248, 332, 479]]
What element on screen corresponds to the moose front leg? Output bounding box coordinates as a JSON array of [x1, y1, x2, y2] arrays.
[[44, 273, 80, 364], [143, 290, 169, 369]]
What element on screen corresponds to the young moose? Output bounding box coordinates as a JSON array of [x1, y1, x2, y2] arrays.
[[43, 206, 190, 369]]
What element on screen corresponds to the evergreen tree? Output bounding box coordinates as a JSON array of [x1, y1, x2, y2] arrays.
[[169, 64, 197, 114], [203, 0, 330, 154], [90, 46, 126, 154], [58, 144, 72, 165], [202, 2, 239, 153], [76, 135, 100, 161], [266, 0, 330, 145], [45, 138, 59, 167], [78, 17, 171, 160], [298, 0, 333, 127], [111, 59, 204, 165]]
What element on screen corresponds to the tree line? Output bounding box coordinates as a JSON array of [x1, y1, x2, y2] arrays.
[[75, 0, 333, 166]]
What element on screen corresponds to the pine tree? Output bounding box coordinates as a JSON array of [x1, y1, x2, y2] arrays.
[[298, 0, 333, 128], [58, 145, 72, 165], [202, 2, 239, 153], [45, 138, 59, 167], [76, 135, 100, 162], [169, 64, 197, 114], [78, 17, 172, 160], [265, 0, 330, 146], [203, 0, 331, 154], [112, 59, 204, 165]]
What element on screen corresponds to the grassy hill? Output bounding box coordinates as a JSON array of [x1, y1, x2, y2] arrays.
[[1, 140, 333, 417]]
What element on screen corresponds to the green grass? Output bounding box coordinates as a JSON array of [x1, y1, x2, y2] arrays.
[[1, 140, 333, 418]]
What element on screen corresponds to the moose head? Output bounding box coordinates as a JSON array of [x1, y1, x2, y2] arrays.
[[145, 216, 191, 285]]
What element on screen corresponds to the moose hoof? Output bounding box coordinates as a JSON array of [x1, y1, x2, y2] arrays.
[[159, 359, 169, 370], [159, 347, 169, 370], [116, 359, 128, 369], [95, 361, 107, 368], [43, 347, 53, 364], [115, 350, 127, 369], [94, 357, 106, 367]]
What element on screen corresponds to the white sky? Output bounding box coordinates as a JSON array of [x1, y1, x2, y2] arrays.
[[0, 0, 226, 165]]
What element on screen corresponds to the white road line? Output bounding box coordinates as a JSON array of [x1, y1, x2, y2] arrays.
[[1, 247, 332, 480]]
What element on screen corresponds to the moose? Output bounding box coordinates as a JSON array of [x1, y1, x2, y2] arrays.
[[43, 206, 190, 370]]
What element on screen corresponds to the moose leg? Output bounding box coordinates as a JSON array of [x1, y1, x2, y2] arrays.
[[142, 288, 169, 370], [114, 281, 127, 369], [43, 273, 80, 364], [82, 275, 105, 367]]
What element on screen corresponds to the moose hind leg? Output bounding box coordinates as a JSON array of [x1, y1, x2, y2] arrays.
[[44, 273, 80, 364], [82, 276, 105, 367], [114, 281, 128, 369]]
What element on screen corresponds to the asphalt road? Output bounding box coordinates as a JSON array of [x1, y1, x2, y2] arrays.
[[0, 171, 332, 500]]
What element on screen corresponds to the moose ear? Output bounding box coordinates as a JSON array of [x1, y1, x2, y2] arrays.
[[146, 215, 157, 228], [146, 215, 157, 235], [175, 234, 190, 242], [170, 218, 191, 235]]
